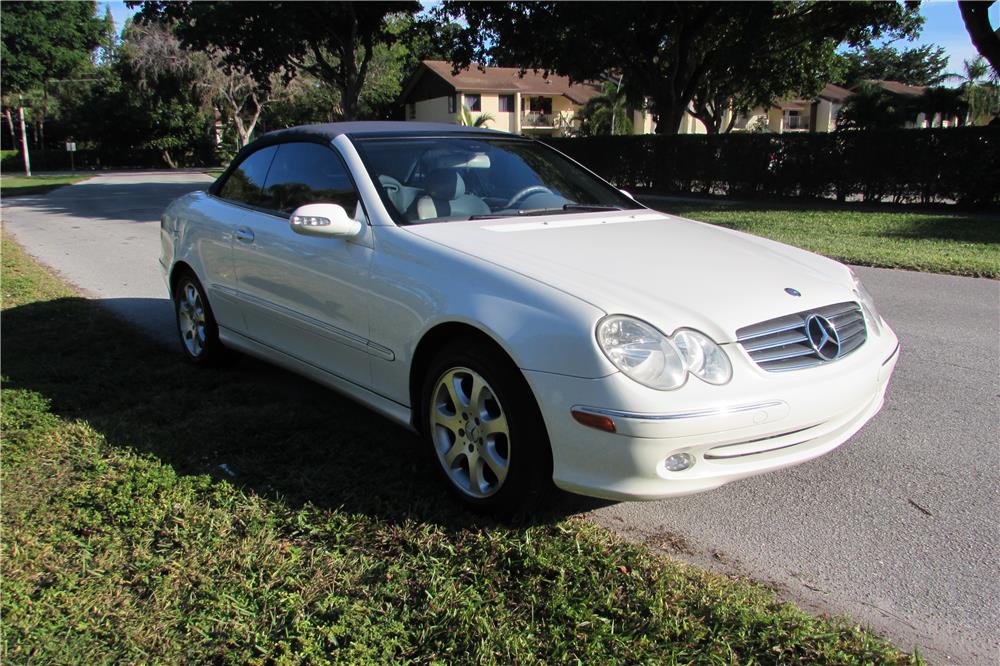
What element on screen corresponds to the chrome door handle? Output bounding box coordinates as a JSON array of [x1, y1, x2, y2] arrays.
[[235, 227, 254, 243]]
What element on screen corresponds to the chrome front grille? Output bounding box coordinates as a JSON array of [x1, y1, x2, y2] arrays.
[[736, 301, 867, 372]]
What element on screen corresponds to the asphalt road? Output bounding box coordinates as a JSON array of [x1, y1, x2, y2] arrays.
[[3, 173, 998, 664]]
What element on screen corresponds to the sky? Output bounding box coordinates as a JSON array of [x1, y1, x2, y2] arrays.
[[106, 0, 998, 81]]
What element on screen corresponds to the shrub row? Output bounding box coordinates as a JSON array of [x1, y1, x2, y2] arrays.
[[545, 126, 1000, 208], [1, 146, 214, 172]]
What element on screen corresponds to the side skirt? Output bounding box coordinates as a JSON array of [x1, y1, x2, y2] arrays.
[[219, 326, 416, 432]]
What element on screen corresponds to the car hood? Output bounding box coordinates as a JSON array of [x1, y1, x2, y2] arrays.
[[404, 210, 856, 343]]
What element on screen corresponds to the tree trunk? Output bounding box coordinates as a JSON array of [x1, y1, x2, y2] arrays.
[[959, 1, 1000, 74], [4, 108, 17, 149], [161, 149, 177, 169], [654, 102, 687, 135]]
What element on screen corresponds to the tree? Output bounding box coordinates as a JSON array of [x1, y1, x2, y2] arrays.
[[1, 0, 104, 172], [443, 1, 921, 135], [112, 20, 214, 167], [950, 56, 1000, 124], [574, 81, 633, 136], [689, 42, 841, 134], [959, 1, 1000, 74], [834, 44, 951, 86], [457, 105, 494, 128], [134, 1, 421, 121], [837, 82, 909, 130]]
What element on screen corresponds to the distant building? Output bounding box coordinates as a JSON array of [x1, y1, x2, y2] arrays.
[[678, 83, 853, 134], [401, 63, 958, 136], [398, 60, 656, 136], [678, 80, 959, 134]]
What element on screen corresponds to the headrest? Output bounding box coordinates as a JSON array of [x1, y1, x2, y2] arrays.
[[426, 169, 465, 200]]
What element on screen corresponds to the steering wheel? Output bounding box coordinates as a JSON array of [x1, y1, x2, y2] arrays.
[[505, 185, 553, 209]]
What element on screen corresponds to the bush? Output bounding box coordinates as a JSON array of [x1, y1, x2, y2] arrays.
[[545, 126, 1000, 208], [0, 145, 215, 173]]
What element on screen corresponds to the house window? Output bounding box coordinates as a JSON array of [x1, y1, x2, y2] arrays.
[[784, 109, 806, 129], [498, 95, 515, 113], [463, 93, 481, 112], [528, 96, 553, 115], [448, 95, 457, 114]]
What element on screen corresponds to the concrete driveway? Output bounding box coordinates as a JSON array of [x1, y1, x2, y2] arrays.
[[3, 172, 998, 664]]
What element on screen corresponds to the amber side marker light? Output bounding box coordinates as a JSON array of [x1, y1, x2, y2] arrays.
[[571, 409, 616, 433]]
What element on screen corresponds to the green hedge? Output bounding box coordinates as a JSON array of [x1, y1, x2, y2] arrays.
[[0, 147, 213, 173], [545, 127, 1000, 208]]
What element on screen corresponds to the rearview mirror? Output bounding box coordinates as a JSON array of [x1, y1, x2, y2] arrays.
[[289, 203, 362, 238]]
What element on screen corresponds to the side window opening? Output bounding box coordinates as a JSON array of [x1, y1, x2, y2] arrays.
[[217, 145, 278, 207], [262, 142, 363, 219]]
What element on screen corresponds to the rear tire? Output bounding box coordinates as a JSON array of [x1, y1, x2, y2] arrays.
[[172, 271, 226, 365], [421, 341, 552, 517]]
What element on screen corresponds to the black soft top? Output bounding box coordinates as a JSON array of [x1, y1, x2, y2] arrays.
[[209, 121, 521, 195]]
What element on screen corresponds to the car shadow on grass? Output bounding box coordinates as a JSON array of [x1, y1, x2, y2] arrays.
[[1, 295, 612, 528]]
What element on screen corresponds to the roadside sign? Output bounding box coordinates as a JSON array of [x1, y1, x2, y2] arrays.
[[66, 141, 77, 171]]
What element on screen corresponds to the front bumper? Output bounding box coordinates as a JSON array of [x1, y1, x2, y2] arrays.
[[524, 323, 899, 501]]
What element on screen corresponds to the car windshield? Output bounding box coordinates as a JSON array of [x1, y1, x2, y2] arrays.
[[352, 136, 644, 225]]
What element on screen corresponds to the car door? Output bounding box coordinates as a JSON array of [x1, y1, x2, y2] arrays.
[[199, 144, 279, 335], [231, 140, 375, 388]]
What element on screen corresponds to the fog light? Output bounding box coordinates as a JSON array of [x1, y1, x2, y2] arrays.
[[664, 452, 694, 472]]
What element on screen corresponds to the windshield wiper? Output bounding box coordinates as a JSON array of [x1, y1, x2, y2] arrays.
[[561, 203, 624, 211], [468, 208, 563, 220], [468, 203, 624, 221]]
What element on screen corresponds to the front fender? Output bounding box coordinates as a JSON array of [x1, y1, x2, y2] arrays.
[[368, 226, 617, 406]]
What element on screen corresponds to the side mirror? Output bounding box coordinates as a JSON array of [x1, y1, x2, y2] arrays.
[[289, 203, 362, 238], [619, 189, 635, 200]]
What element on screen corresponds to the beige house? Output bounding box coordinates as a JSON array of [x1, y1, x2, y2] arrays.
[[399, 61, 656, 136], [678, 80, 960, 134], [863, 80, 959, 128], [678, 83, 854, 134]]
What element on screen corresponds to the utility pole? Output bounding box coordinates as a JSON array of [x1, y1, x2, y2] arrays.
[[18, 95, 31, 177]]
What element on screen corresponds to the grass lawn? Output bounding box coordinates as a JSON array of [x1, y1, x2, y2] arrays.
[[0, 235, 921, 664], [643, 198, 999, 278], [1, 174, 88, 197], [205, 169, 224, 179]]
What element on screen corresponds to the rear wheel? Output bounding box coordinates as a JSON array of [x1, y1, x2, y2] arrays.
[[421, 342, 551, 516], [173, 271, 225, 365]]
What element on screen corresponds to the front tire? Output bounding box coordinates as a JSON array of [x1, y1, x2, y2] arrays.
[[421, 342, 552, 516], [173, 271, 225, 365]]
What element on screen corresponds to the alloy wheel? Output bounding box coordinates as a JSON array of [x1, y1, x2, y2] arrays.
[[177, 281, 207, 357], [429, 366, 511, 498]]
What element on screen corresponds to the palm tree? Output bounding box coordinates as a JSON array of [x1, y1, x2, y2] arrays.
[[574, 80, 633, 136], [949, 57, 1000, 125], [837, 82, 906, 130], [457, 105, 495, 128]]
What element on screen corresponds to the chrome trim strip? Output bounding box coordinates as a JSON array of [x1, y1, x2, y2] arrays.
[[703, 423, 822, 459], [211, 283, 395, 361], [571, 400, 785, 422], [882, 343, 900, 366], [736, 320, 804, 341], [367, 341, 395, 362]]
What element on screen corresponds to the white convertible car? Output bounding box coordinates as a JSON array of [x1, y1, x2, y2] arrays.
[[160, 122, 899, 513]]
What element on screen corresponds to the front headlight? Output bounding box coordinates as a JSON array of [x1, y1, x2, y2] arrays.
[[597, 316, 732, 390], [849, 269, 882, 334]]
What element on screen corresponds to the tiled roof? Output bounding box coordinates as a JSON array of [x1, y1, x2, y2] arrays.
[[864, 80, 928, 97], [418, 60, 604, 105], [818, 83, 852, 102]]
